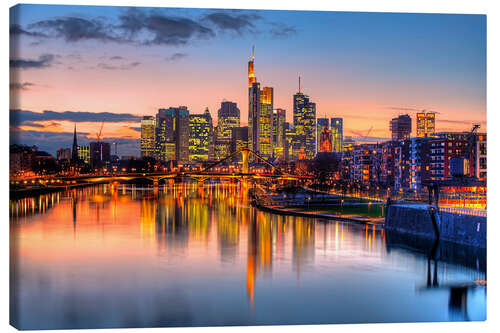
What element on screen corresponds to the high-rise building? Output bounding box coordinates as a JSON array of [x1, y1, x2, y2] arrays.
[[390, 114, 412, 141], [156, 106, 190, 162], [331, 117, 343, 153], [77, 145, 90, 164], [316, 118, 329, 154], [416, 112, 436, 137], [89, 142, 111, 168], [259, 87, 274, 158], [215, 101, 240, 160], [248, 45, 256, 88], [247, 47, 274, 159], [293, 78, 316, 159], [189, 108, 213, 161], [230, 126, 249, 161], [249, 81, 261, 154], [272, 108, 286, 160], [318, 122, 332, 153], [140, 116, 156, 158]]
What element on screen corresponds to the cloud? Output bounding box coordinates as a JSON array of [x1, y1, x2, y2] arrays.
[[165, 53, 187, 61], [10, 109, 142, 127], [118, 7, 215, 45], [97, 61, 141, 70], [10, 82, 35, 91], [10, 54, 55, 69], [14, 8, 297, 48], [10, 24, 47, 37], [27, 17, 119, 42], [109, 55, 124, 60], [269, 23, 297, 38], [204, 12, 260, 34]]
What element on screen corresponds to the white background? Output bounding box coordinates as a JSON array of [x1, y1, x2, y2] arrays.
[[1, 0, 498, 332]]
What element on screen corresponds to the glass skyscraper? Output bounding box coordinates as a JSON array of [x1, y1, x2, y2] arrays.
[[316, 118, 329, 154], [215, 101, 240, 160], [331, 117, 343, 153], [293, 89, 316, 160], [272, 108, 286, 161], [140, 116, 156, 158], [189, 108, 213, 161], [156, 106, 190, 162]]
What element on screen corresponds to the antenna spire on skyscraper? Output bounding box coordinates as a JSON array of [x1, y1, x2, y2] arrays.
[[299, 75, 301, 93], [252, 45, 255, 61]]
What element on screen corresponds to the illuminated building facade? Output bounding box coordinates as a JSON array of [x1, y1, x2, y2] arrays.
[[156, 106, 190, 162], [247, 47, 274, 159], [189, 108, 213, 161], [259, 87, 274, 158], [248, 81, 261, 155], [416, 112, 436, 137], [77, 145, 90, 164], [390, 114, 412, 140], [318, 122, 332, 153], [475, 133, 487, 180], [316, 118, 328, 154], [272, 108, 286, 160], [293, 88, 316, 159], [215, 101, 240, 160], [140, 116, 156, 158], [331, 117, 343, 153]]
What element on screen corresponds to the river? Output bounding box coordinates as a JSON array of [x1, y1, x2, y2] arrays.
[[9, 182, 486, 330]]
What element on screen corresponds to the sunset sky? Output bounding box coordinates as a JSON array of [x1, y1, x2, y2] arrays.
[[9, 4, 486, 156]]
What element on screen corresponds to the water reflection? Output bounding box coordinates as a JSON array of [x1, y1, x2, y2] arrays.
[[10, 182, 486, 330]]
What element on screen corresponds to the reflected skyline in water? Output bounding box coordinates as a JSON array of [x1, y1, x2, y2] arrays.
[[10, 182, 486, 330]]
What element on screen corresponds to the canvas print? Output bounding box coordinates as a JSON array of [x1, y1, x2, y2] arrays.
[[9, 3, 486, 330]]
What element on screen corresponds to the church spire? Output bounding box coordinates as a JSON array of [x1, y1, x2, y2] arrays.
[[71, 124, 79, 164]]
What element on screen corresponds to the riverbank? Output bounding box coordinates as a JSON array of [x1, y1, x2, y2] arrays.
[[10, 182, 97, 199], [385, 203, 486, 248], [251, 192, 385, 226]]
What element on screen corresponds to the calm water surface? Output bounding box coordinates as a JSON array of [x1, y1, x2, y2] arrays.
[[10, 182, 486, 330]]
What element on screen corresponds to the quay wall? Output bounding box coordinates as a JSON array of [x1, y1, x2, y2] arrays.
[[385, 204, 486, 248]]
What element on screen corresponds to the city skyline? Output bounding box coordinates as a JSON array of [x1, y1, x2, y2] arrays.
[[10, 5, 486, 156]]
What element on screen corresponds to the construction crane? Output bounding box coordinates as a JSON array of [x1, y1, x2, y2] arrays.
[[96, 120, 105, 142], [356, 126, 374, 143]]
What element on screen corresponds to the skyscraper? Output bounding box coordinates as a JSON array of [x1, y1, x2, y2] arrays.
[[316, 118, 329, 154], [248, 45, 256, 88], [156, 106, 190, 162], [416, 112, 436, 137], [230, 126, 249, 161], [272, 108, 286, 160], [248, 81, 261, 154], [89, 142, 111, 168], [215, 101, 240, 160], [140, 116, 156, 158], [259, 86, 274, 158], [189, 108, 213, 161], [331, 117, 343, 153], [293, 78, 316, 159], [390, 114, 412, 140], [318, 122, 333, 153]]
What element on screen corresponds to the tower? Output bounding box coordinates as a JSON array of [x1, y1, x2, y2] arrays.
[[71, 124, 79, 164]]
